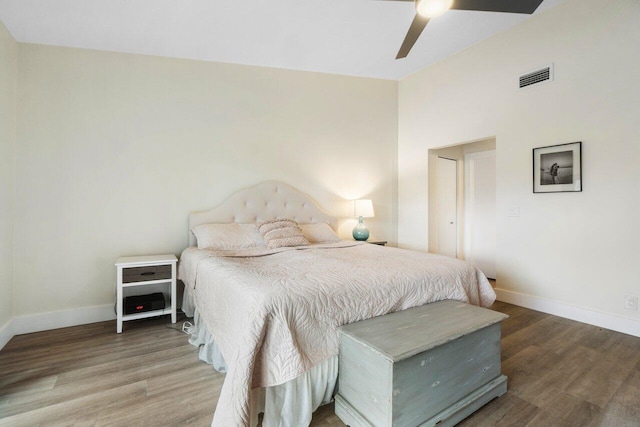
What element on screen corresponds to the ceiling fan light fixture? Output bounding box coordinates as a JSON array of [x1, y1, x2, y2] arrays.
[[416, 0, 453, 18]]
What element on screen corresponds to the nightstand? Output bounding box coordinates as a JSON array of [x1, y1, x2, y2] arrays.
[[368, 241, 387, 246], [115, 254, 177, 333]]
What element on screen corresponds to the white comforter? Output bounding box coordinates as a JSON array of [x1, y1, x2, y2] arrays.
[[179, 242, 496, 427]]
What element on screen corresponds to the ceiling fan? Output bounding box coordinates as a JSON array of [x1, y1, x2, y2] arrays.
[[385, 0, 545, 59]]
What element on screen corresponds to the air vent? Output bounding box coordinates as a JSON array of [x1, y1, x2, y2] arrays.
[[519, 64, 553, 89]]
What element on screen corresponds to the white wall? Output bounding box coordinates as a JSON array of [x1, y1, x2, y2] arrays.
[[14, 44, 398, 320], [399, 0, 640, 333], [0, 19, 16, 344]]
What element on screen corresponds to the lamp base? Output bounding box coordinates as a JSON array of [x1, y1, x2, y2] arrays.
[[352, 222, 370, 241]]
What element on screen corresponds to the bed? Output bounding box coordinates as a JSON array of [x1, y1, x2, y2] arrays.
[[178, 181, 496, 427]]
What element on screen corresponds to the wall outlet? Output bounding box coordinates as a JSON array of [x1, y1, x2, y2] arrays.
[[624, 295, 638, 311]]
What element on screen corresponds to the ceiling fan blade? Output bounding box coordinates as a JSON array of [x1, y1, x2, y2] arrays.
[[451, 0, 544, 14], [396, 14, 430, 59]]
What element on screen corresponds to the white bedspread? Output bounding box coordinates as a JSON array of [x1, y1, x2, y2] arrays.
[[179, 242, 495, 427]]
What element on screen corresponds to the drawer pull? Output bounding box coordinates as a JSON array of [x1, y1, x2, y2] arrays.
[[141, 272, 155, 276]]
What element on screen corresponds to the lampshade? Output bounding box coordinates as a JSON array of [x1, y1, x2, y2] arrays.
[[354, 199, 375, 218], [416, 0, 453, 18]]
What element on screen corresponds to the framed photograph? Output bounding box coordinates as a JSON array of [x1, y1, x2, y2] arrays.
[[533, 141, 582, 193]]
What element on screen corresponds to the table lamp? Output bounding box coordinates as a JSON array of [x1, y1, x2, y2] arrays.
[[352, 199, 374, 241]]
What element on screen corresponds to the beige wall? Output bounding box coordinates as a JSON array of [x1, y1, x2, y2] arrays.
[[15, 44, 398, 317], [0, 21, 16, 329], [399, 0, 640, 324]]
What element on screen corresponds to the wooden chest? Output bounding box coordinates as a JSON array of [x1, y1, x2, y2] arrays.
[[335, 300, 508, 427]]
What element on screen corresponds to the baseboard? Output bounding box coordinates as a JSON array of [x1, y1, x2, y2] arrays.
[[0, 319, 14, 351], [10, 304, 116, 337], [495, 288, 640, 338]]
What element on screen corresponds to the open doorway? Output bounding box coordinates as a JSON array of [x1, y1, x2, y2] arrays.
[[428, 137, 496, 280]]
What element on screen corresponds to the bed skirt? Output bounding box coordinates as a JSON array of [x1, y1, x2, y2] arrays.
[[184, 291, 338, 427]]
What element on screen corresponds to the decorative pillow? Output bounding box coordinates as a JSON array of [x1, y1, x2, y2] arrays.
[[191, 223, 266, 250], [300, 223, 341, 244], [257, 219, 309, 249]]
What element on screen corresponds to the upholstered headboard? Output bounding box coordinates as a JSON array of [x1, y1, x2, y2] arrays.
[[188, 181, 338, 246]]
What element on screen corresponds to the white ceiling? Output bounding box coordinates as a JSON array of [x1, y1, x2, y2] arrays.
[[0, 0, 565, 80]]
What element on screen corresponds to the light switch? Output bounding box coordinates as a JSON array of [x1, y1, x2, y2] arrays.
[[508, 207, 520, 217]]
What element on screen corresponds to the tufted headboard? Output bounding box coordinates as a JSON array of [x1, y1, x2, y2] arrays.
[[188, 181, 339, 246]]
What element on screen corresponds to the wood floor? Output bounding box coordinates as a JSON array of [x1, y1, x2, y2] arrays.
[[1, 302, 639, 426]]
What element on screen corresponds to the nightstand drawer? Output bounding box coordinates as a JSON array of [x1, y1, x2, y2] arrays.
[[122, 265, 172, 283]]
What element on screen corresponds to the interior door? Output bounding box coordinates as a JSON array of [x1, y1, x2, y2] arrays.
[[437, 157, 457, 258], [464, 150, 496, 279]]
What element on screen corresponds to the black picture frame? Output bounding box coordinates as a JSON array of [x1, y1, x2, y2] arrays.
[[533, 141, 582, 193]]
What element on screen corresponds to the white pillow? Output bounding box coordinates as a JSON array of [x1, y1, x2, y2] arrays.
[[257, 219, 309, 249], [191, 223, 266, 250], [300, 223, 341, 243]]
